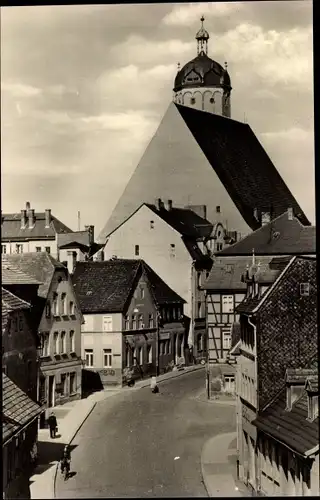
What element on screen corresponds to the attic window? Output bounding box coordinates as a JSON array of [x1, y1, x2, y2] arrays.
[[300, 283, 310, 296], [190, 97, 196, 105], [216, 205, 221, 213]]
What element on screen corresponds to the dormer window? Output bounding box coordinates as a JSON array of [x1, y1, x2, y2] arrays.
[[150, 220, 154, 229], [300, 283, 310, 296]]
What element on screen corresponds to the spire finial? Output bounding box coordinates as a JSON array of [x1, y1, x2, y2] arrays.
[[196, 15, 209, 55], [201, 15, 205, 25]]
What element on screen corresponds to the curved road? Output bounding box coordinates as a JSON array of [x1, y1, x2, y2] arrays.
[[56, 369, 236, 498]]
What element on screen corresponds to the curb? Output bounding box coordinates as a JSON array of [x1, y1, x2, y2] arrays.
[[52, 401, 97, 498]]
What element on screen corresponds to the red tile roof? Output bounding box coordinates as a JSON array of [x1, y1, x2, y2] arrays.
[[72, 259, 185, 314], [176, 105, 309, 229], [2, 212, 72, 241], [253, 386, 319, 456], [217, 213, 315, 256], [3, 373, 43, 444]]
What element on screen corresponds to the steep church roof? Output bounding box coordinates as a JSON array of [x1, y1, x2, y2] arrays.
[[98, 103, 308, 243]]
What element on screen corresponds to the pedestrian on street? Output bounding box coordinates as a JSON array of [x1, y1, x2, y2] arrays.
[[47, 412, 58, 438], [151, 376, 159, 393]]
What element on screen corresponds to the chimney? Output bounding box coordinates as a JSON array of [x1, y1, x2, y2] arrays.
[[45, 209, 51, 228], [157, 198, 164, 210], [67, 251, 77, 274], [168, 200, 173, 211], [288, 207, 293, 220], [261, 212, 271, 226], [84, 225, 94, 245], [21, 210, 27, 229], [28, 209, 35, 228]]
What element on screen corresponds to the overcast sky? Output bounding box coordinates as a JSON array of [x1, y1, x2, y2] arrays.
[[1, 1, 314, 233]]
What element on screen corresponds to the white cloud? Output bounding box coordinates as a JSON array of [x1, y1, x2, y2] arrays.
[[163, 2, 242, 26], [261, 127, 312, 144], [1, 82, 42, 97]]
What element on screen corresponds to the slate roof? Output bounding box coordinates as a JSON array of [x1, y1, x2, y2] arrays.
[[176, 105, 309, 229], [286, 368, 316, 384], [2, 212, 72, 241], [203, 256, 278, 291], [3, 373, 43, 444], [72, 259, 185, 314], [2, 256, 42, 286], [2, 288, 31, 311], [217, 212, 315, 256], [57, 230, 90, 249], [3, 253, 66, 299], [253, 386, 319, 456]]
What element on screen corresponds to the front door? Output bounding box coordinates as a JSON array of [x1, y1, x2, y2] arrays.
[[48, 375, 55, 408]]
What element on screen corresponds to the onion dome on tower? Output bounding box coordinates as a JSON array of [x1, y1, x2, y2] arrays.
[[173, 16, 232, 117]]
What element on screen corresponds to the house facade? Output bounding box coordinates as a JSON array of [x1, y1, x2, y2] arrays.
[[235, 255, 317, 495], [102, 200, 235, 354], [3, 253, 83, 423], [72, 259, 186, 388]]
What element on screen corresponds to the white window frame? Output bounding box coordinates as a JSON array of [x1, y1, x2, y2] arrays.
[[61, 331, 66, 353], [138, 314, 144, 329], [85, 349, 94, 367], [132, 315, 137, 330], [149, 314, 154, 328], [61, 294, 67, 315], [222, 295, 234, 313], [69, 301, 75, 315], [52, 294, 58, 316], [222, 328, 231, 349], [103, 348, 112, 368], [102, 315, 113, 332], [53, 332, 59, 354], [124, 315, 130, 330], [1, 245, 7, 254], [16, 244, 23, 254], [70, 330, 75, 352], [42, 332, 49, 356]]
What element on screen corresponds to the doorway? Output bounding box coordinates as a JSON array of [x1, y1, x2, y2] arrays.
[[48, 375, 55, 408]]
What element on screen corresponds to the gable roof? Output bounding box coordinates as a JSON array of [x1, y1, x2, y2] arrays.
[[203, 256, 278, 291], [176, 104, 309, 229], [217, 212, 315, 256], [57, 230, 90, 249], [72, 259, 185, 314], [2, 212, 72, 241], [253, 385, 319, 457], [3, 253, 66, 299], [1, 256, 42, 286], [3, 373, 43, 444]]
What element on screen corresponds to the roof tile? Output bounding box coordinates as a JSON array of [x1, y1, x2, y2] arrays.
[[2, 212, 72, 241]]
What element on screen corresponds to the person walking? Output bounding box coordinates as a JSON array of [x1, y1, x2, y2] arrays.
[[150, 376, 159, 393], [47, 412, 58, 438]]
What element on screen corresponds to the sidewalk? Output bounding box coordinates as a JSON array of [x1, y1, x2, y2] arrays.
[[30, 365, 204, 499], [201, 432, 251, 497]]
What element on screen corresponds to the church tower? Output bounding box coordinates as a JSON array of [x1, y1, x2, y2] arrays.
[[173, 16, 231, 117]]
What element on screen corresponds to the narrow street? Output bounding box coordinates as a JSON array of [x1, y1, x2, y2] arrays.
[[56, 369, 236, 498]]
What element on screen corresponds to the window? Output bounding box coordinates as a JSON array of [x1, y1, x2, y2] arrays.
[[138, 314, 144, 329], [190, 97, 196, 104], [150, 220, 154, 229], [61, 374, 66, 395], [222, 295, 233, 313], [222, 328, 231, 349], [170, 244, 175, 258], [140, 287, 145, 299], [61, 331, 66, 353], [102, 316, 112, 332], [36, 247, 41, 252], [103, 348, 112, 368], [18, 315, 23, 331], [53, 332, 59, 354], [70, 372, 76, 394], [147, 345, 152, 363], [133, 347, 137, 365], [45, 247, 51, 254], [85, 349, 94, 367], [139, 347, 143, 365], [41, 333, 49, 356], [149, 314, 154, 328], [300, 283, 310, 296], [52, 293, 58, 316], [70, 330, 75, 352], [69, 301, 75, 315], [135, 245, 139, 256], [132, 315, 137, 330], [197, 302, 202, 318], [16, 244, 23, 254], [124, 315, 130, 330], [217, 242, 223, 252], [1, 245, 6, 254], [45, 301, 51, 318], [216, 205, 221, 213], [61, 293, 67, 315]]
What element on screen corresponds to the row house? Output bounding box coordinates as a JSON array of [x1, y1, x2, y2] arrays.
[[202, 210, 316, 366], [72, 259, 186, 387], [4, 253, 83, 425], [1, 201, 101, 265], [253, 368, 319, 496], [102, 199, 236, 358], [235, 255, 317, 495]]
